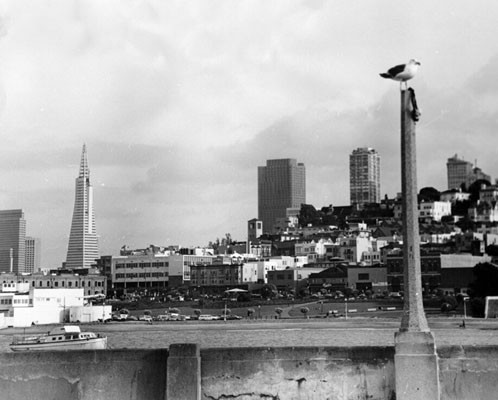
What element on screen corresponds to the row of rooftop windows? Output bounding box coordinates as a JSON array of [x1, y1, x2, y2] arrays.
[[115, 272, 168, 279], [3, 280, 102, 287], [115, 262, 169, 269]]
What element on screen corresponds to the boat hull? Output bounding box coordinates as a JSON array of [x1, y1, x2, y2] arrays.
[[10, 337, 107, 351]]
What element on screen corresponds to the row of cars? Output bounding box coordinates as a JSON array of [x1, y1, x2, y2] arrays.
[[113, 313, 244, 322]]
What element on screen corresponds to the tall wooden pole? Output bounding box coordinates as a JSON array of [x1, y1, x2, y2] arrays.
[[399, 88, 429, 332], [395, 88, 440, 400]]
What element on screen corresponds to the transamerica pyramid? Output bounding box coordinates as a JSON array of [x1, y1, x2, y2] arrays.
[[65, 144, 99, 269]]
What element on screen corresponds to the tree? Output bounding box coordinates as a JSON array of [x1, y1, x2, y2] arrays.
[[298, 204, 322, 227], [418, 187, 441, 202], [261, 284, 277, 299], [300, 307, 310, 319], [193, 309, 201, 318], [247, 308, 255, 318], [470, 263, 498, 298], [275, 307, 283, 319], [468, 179, 491, 203]]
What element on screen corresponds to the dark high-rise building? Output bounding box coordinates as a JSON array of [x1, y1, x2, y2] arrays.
[[0, 209, 26, 273], [349, 147, 380, 206], [258, 159, 305, 234], [66, 145, 99, 269], [25, 236, 41, 273]]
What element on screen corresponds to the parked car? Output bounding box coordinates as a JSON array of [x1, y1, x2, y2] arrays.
[[168, 313, 180, 321], [223, 315, 243, 320], [198, 314, 218, 321], [139, 315, 153, 322]]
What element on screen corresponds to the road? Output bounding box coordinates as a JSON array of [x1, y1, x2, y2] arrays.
[[0, 316, 496, 351]]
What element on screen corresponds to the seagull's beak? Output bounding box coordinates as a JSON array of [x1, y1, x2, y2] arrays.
[[415, 61, 421, 65]]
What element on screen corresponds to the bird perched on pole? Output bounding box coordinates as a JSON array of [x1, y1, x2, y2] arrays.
[[379, 59, 421, 89]]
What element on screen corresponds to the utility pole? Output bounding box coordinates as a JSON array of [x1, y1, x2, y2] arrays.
[[394, 88, 440, 400], [399, 88, 427, 333]]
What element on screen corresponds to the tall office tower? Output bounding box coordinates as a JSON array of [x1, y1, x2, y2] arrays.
[[258, 159, 306, 234], [349, 147, 381, 206], [447, 154, 491, 190], [447, 155, 473, 190], [65, 145, 99, 269], [0, 209, 26, 273], [25, 236, 41, 273]]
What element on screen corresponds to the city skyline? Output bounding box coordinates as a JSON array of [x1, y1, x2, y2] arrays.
[[0, 1, 497, 267]]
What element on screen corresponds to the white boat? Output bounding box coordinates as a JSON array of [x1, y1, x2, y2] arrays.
[[10, 325, 107, 351]]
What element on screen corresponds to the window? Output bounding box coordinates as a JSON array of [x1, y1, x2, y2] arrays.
[[358, 273, 369, 280]]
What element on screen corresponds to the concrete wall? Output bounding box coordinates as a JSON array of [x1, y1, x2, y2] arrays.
[[0, 349, 167, 400], [439, 345, 498, 400], [201, 346, 395, 400], [0, 344, 497, 399]]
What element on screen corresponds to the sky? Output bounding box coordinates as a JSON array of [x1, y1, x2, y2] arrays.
[[0, 0, 497, 267]]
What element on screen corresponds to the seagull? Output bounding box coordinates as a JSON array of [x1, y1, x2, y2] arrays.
[[379, 59, 421, 89]]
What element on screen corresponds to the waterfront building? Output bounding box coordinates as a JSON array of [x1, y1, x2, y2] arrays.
[[25, 237, 41, 273], [439, 253, 492, 295], [347, 264, 388, 293], [110, 253, 216, 292], [242, 256, 298, 284], [308, 265, 348, 292], [0, 271, 106, 297], [112, 253, 170, 293], [65, 145, 99, 269], [386, 248, 442, 293], [268, 267, 325, 294], [190, 263, 243, 292], [0, 209, 26, 274], [0, 280, 110, 327], [258, 159, 305, 234], [349, 147, 380, 206]]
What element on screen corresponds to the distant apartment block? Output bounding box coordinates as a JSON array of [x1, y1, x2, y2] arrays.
[[349, 147, 380, 206], [447, 154, 491, 190], [0, 209, 26, 273], [394, 201, 452, 222], [258, 159, 306, 234], [24, 237, 41, 273]]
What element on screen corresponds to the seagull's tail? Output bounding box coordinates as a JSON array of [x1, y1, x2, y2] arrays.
[[379, 73, 391, 79]]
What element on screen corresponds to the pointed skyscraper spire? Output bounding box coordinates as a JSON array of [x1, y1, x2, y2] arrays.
[[79, 143, 89, 178], [66, 145, 99, 269]]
